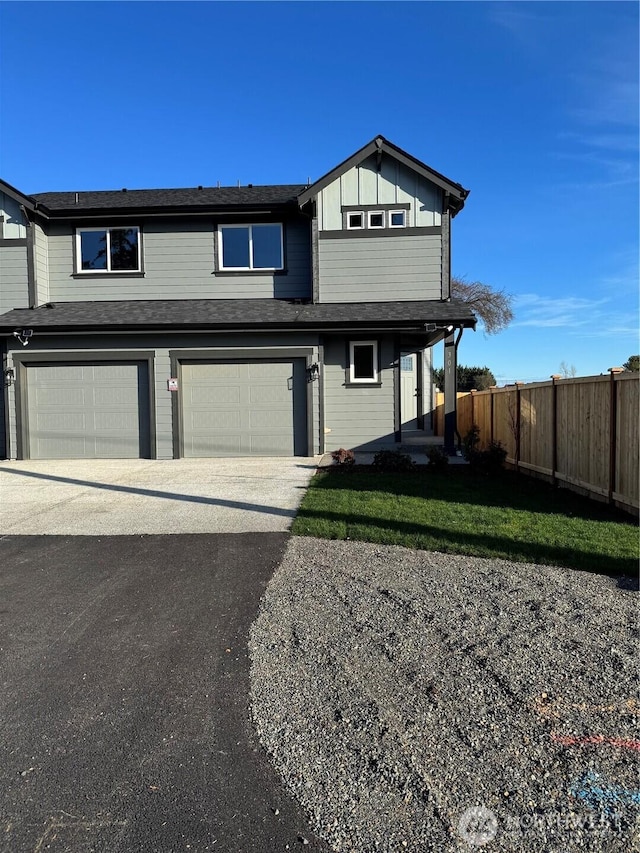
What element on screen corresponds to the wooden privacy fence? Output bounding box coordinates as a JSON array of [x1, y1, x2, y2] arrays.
[[434, 372, 639, 513]]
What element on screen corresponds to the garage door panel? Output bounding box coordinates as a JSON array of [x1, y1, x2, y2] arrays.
[[94, 386, 140, 407], [182, 359, 306, 457], [35, 387, 85, 407], [36, 412, 86, 432], [249, 410, 291, 429], [93, 412, 139, 431], [191, 434, 242, 455], [38, 437, 88, 459], [188, 386, 241, 405], [247, 362, 288, 379], [250, 385, 288, 404], [249, 435, 293, 455], [192, 411, 241, 430], [26, 362, 150, 460]]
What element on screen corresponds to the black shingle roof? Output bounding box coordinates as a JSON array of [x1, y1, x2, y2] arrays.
[[0, 299, 476, 331], [31, 185, 306, 214]]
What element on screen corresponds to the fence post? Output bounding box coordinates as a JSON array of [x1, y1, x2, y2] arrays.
[[550, 375, 560, 488], [470, 389, 476, 432], [489, 386, 497, 445], [515, 382, 524, 471], [608, 367, 624, 503]]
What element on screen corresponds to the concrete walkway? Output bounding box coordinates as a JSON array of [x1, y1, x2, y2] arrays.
[[0, 457, 320, 535]]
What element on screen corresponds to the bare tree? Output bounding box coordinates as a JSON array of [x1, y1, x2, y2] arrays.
[[559, 361, 577, 378], [451, 276, 514, 335]]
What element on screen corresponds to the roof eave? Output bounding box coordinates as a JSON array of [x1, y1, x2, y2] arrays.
[[37, 199, 302, 219], [0, 317, 477, 335], [0, 179, 37, 211]]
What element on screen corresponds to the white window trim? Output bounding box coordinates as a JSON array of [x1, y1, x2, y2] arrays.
[[367, 210, 385, 229], [217, 223, 284, 271], [346, 211, 365, 230], [388, 210, 406, 228], [349, 340, 379, 384], [76, 226, 142, 274]]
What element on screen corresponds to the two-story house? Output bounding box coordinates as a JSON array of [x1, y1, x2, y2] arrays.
[[0, 136, 475, 461]]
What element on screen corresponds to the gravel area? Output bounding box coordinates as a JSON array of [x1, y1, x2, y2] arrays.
[[249, 538, 639, 852]]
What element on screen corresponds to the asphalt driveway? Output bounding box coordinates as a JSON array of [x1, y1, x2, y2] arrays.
[[0, 457, 319, 535], [0, 533, 329, 852]]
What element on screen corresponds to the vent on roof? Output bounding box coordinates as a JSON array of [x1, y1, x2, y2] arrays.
[[198, 185, 203, 190], [247, 184, 253, 188], [75, 192, 79, 204], [122, 188, 127, 192]]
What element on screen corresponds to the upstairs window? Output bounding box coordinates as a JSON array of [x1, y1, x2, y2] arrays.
[[349, 340, 379, 383], [76, 227, 141, 272], [218, 224, 283, 270], [342, 206, 408, 231]]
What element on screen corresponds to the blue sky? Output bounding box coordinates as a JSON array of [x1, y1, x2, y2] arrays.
[[0, 1, 637, 383]]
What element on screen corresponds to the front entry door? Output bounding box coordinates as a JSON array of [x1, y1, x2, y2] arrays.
[[400, 352, 419, 431]]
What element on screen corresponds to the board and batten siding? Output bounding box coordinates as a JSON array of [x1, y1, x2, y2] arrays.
[[322, 336, 396, 451], [317, 155, 443, 231], [0, 192, 27, 239], [33, 221, 50, 305], [46, 219, 311, 302], [318, 234, 441, 303], [0, 245, 29, 314]]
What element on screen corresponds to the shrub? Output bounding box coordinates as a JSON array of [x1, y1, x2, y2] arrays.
[[372, 449, 416, 472], [331, 448, 355, 466], [462, 425, 506, 475], [482, 440, 507, 473], [462, 424, 481, 462], [426, 446, 449, 471]]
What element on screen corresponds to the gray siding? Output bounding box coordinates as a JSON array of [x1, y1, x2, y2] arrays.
[[318, 155, 442, 231], [0, 192, 27, 239], [33, 221, 50, 305], [0, 245, 29, 314], [318, 234, 441, 303], [5, 332, 321, 460], [323, 335, 396, 451], [47, 219, 311, 302]]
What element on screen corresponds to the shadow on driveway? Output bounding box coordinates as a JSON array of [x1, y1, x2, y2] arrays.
[[0, 534, 329, 852], [1, 466, 298, 518]]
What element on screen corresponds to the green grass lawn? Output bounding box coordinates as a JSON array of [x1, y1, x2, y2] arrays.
[[292, 468, 639, 576]]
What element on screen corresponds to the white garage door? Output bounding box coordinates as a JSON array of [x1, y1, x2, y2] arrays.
[[181, 360, 306, 457], [26, 362, 150, 459]]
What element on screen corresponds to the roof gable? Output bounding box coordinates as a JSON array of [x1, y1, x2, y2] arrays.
[[297, 135, 469, 215]]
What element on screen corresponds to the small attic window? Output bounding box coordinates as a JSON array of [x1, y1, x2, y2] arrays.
[[347, 212, 364, 229], [368, 211, 384, 229], [389, 210, 406, 228]]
